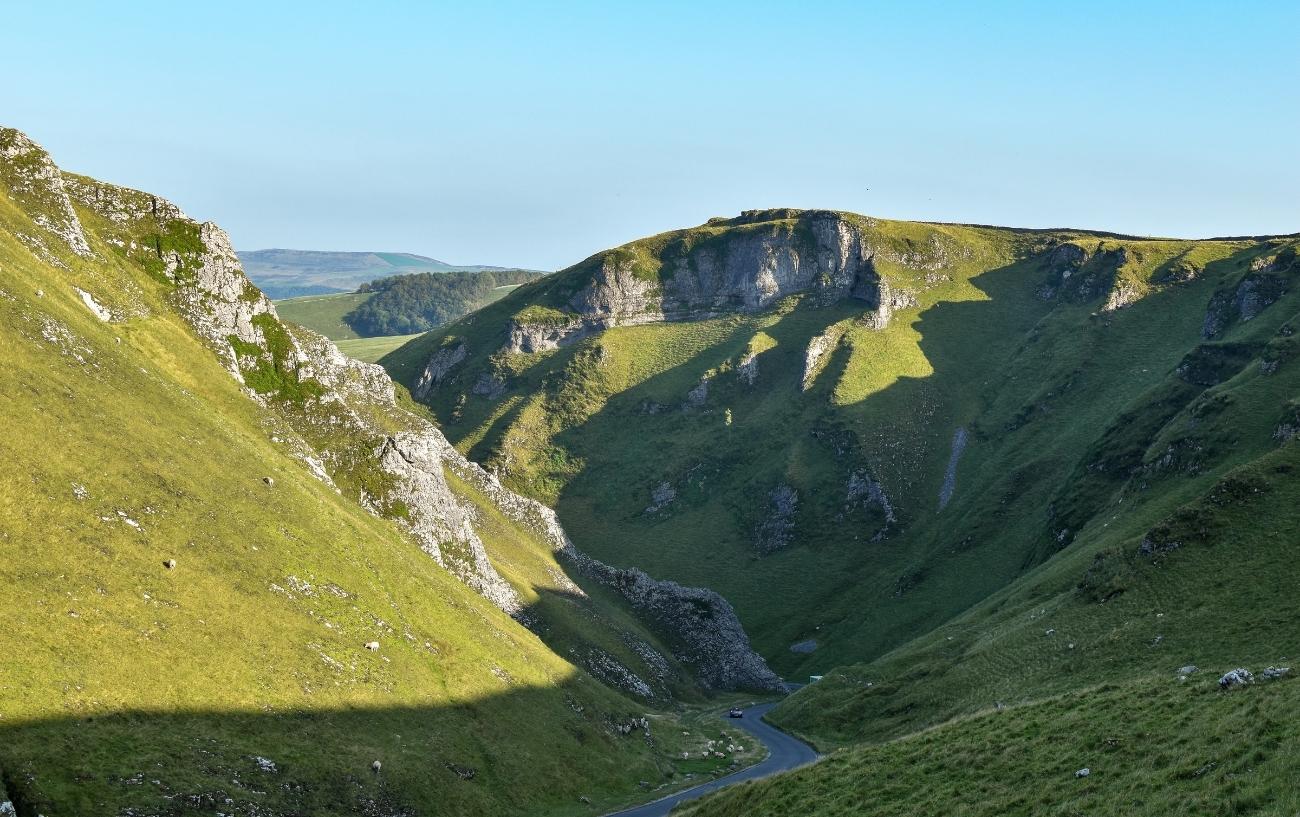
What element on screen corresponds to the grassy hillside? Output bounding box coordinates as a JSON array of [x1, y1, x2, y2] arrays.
[[0, 127, 757, 816], [681, 437, 1300, 815], [381, 208, 1298, 816], [274, 291, 371, 338], [335, 331, 426, 361], [384, 211, 1297, 685], [682, 672, 1300, 816]]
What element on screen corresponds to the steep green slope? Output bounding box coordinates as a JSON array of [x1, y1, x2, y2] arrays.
[[385, 209, 1296, 679], [384, 207, 1298, 816], [0, 128, 770, 816], [681, 436, 1300, 816]]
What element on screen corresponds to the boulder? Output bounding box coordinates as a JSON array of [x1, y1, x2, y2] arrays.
[[1219, 668, 1253, 689]]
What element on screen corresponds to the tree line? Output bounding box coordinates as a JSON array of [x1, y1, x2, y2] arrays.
[[345, 269, 540, 336]]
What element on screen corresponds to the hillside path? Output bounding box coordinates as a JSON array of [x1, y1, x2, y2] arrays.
[[603, 701, 819, 817]]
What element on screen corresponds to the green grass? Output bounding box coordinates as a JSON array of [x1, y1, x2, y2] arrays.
[[274, 291, 372, 339], [381, 209, 1300, 814], [275, 281, 527, 345], [389, 213, 1296, 682], [0, 129, 746, 817], [334, 331, 426, 361], [681, 673, 1300, 817]]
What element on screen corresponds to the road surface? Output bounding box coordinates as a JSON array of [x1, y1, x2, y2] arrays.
[[603, 702, 819, 817]]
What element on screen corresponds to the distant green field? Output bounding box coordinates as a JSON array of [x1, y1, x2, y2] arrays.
[[274, 291, 372, 339], [334, 332, 426, 362], [274, 283, 524, 346]]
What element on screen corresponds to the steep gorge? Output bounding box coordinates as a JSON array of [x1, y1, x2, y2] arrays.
[[0, 127, 777, 816]]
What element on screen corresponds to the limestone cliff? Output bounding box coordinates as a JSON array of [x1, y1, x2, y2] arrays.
[[503, 210, 892, 354], [4, 126, 779, 693]]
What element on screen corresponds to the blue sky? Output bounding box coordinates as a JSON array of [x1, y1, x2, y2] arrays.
[[3, 1, 1297, 269]]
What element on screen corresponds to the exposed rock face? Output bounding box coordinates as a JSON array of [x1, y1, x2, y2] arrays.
[[1202, 252, 1294, 338], [645, 481, 676, 514], [566, 557, 785, 693], [736, 351, 759, 385], [0, 128, 93, 260], [1102, 279, 1141, 312], [470, 371, 507, 400], [374, 432, 519, 611], [684, 375, 710, 409], [501, 211, 892, 357], [435, 452, 782, 692], [755, 484, 799, 554], [413, 341, 466, 398], [505, 316, 595, 354], [58, 165, 779, 691], [847, 469, 897, 528], [801, 327, 843, 391], [1038, 243, 1126, 303]]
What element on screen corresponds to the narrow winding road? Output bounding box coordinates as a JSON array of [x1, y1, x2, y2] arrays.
[[604, 702, 819, 817]]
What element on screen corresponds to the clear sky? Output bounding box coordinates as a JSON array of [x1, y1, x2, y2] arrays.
[[3, 1, 1297, 270]]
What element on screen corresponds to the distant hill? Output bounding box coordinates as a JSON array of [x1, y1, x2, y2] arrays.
[[274, 270, 542, 352], [239, 248, 543, 298]]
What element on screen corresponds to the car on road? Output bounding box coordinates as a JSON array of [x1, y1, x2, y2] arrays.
[[728, 707, 744, 718]]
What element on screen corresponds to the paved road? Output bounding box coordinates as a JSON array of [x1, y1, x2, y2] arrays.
[[604, 702, 819, 817]]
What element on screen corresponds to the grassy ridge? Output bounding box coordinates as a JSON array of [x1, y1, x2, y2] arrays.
[[384, 213, 1292, 680], [382, 210, 1300, 814], [0, 130, 748, 816]]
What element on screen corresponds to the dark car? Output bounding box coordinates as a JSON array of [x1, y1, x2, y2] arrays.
[[728, 707, 744, 718]]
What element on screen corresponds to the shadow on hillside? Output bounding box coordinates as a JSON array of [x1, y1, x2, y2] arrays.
[[0, 672, 680, 817], [541, 241, 1271, 674]]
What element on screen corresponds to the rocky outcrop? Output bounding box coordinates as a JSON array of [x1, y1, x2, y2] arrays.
[[736, 351, 759, 385], [1202, 248, 1296, 339], [413, 341, 466, 398], [498, 211, 895, 358], [754, 484, 799, 553], [645, 481, 676, 514], [0, 128, 93, 261], [505, 316, 598, 354], [563, 556, 784, 693], [434, 449, 782, 692], [57, 168, 525, 615], [1038, 243, 1126, 303], [374, 432, 520, 611], [801, 327, 844, 391], [1102, 279, 1141, 312], [846, 469, 896, 529], [684, 375, 710, 409]]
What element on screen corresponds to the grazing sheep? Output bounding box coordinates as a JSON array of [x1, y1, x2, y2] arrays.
[[364, 641, 380, 651], [163, 559, 177, 570], [372, 760, 382, 773]]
